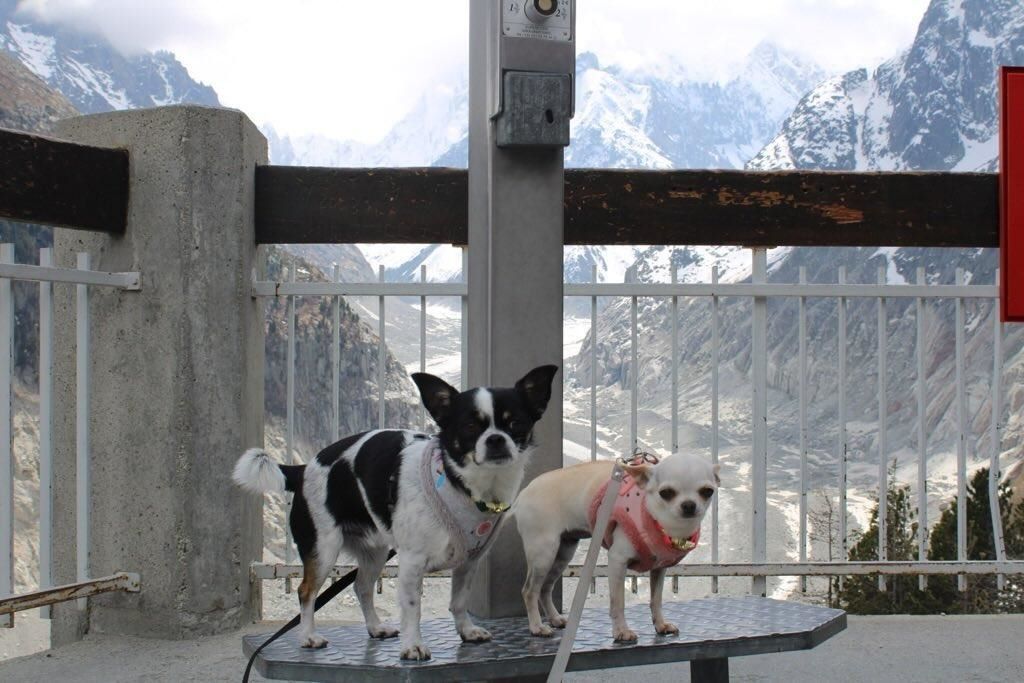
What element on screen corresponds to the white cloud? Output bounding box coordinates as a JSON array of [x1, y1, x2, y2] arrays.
[[16, 0, 931, 143], [575, 0, 930, 80], [16, 0, 215, 54]]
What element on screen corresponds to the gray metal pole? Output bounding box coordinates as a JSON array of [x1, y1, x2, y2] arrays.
[[467, 0, 573, 617]]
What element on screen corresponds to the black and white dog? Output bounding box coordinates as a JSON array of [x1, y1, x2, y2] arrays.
[[233, 365, 558, 661]]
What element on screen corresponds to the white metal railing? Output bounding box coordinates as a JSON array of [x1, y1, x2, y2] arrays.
[[563, 249, 1021, 592], [251, 247, 1024, 603], [0, 245, 141, 627]]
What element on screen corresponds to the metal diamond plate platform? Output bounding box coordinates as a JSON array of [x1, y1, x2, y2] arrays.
[[243, 596, 846, 682]]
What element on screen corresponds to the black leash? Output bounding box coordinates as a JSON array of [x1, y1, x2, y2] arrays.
[[242, 549, 397, 683]]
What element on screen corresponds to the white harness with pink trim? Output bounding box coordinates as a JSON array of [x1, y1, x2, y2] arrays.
[[419, 441, 505, 569]]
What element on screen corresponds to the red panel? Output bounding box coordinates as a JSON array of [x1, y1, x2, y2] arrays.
[[1002, 67, 1024, 322]]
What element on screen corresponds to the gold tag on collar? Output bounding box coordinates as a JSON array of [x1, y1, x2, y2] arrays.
[[671, 538, 697, 552], [474, 499, 510, 514]]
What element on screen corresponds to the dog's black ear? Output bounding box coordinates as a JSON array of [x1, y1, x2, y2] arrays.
[[515, 365, 559, 419], [412, 373, 460, 426]]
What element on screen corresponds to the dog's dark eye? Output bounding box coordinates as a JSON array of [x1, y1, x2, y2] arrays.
[[699, 487, 715, 499], [658, 487, 676, 501]]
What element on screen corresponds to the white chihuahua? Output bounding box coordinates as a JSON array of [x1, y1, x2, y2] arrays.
[[515, 453, 719, 641]]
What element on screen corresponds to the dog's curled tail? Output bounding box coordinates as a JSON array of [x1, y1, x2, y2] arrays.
[[233, 448, 303, 494]]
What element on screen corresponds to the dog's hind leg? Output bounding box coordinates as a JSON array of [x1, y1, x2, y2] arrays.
[[540, 536, 578, 629], [353, 544, 398, 639], [521, 534, 561, 637], [289, 487, 335, 649], [450, 555, 491, 643], [296, 529, 344, 649]]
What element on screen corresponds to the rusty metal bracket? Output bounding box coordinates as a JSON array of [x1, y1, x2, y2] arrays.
[[0, 571, 141, 626]]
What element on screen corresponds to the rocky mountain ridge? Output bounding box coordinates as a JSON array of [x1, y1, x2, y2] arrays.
[[1, 0, 218, 114]]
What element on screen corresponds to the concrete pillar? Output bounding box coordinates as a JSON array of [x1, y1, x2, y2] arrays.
[[49, 106, 266, 643], [467, 2, 567, 617]]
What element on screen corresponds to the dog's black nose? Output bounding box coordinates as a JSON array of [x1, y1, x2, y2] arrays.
[[680, 500, 697, 516], [486, 434, 505, 447]]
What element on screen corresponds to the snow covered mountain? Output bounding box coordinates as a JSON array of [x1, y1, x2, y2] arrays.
[[265, 79, 469, 168], [270, 42, 823, 175], [565, 45, 825, 170], [283, 42, 824, 285], [0, 45, 74, 133], [749, 0, 1024, 172], [0, 0, 218, 114]]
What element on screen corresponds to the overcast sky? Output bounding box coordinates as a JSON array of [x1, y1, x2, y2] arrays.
[[17, 0, 931, 143]]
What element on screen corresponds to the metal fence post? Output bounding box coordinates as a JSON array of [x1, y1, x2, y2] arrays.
[[877, 265, 888, 591], [838, 266, 848, 581], [39, 248, 55, 617], [0, 244, 11, 628], [332, 263, 341, 441], [751, 247, 768, 597], [75, 251, 91, 609], [916, 267, 929, 590], [798, 266, 807, 593], [711, 265, 721, 594]]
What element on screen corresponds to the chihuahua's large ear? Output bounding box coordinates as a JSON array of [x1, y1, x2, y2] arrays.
[[713, 464, 721, 486], [411, 373, 459, 426], [622, 462, 655, 487], [515, 365, 559, 419]]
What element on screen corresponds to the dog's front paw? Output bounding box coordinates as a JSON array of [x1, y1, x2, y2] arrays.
[[400, 644, 432, 661], [300, 633, 328, 649], [530, 623, 555, 638], [613, 627, 638, 643], [655, 621, 679, 636], [459, 625, 492, 643], [548, 614, 568, 629], [369, 624, 400, 639]]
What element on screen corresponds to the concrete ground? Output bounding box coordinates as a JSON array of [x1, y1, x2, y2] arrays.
[[0, 614, 1021, 682]]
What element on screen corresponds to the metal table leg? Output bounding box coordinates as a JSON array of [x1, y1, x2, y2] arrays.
[[691, 657, 729, 682]]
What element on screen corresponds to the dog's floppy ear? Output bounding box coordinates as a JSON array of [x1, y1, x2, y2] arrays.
[[622, 462, 655, 487], [411, 373, 459, 426], [713, 464, 721, 486], [515, 364, 559, 419]]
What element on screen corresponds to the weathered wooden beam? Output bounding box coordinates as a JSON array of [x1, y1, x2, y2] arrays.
[[564, 169, 998, 248], [253, 166, 999, 247], [0, 127, 128, 233], [255, 165, 467, 245]]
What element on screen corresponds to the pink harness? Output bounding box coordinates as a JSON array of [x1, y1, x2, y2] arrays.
[[587, 475, 700, 572]]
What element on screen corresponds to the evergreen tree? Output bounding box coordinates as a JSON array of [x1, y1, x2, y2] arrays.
[[839, 466, 1024, 614], [925, 468, 1024, 613], [838, 474, 939, 614]]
